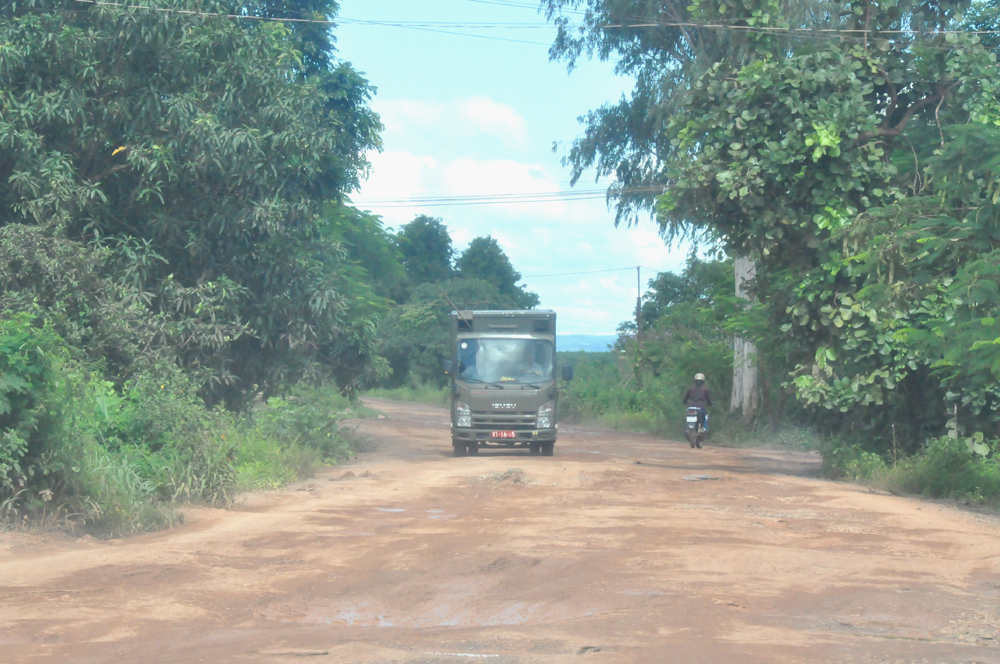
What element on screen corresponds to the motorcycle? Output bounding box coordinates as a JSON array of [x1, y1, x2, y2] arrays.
[[685, 407, 706, 449]]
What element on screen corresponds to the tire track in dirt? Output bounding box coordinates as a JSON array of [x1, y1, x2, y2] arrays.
[[1, 398, 999, 662]]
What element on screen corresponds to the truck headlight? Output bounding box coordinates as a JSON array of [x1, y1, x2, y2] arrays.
[[456, 401, 471, 428], [537, 401, 554, 429]]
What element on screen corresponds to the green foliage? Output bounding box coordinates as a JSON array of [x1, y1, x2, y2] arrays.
[[637, 251, 733, 327], [881, 437, 1000, 500], [457, 236, 540, 309], [825, 435, 1000, 501], [0, 0, 384, 407], [649, 0, 1000, 454], [0, 315, 67, 498], [365, 384, 451, 408], [395, 216, 456, 287], [376, 221, 539, 388], [324, 204, 408, 304], [0, 316, 363, 533], [377, 278, 516, 387], [558, 350, 821, 450], [561, 253, 736, 435], [549, 0, 1000, 495]]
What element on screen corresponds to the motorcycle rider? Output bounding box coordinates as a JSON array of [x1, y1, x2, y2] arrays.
[[683, 373, 713, 433]]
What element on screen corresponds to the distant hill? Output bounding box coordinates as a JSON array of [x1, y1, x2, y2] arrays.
[[557, 334, 616, 352]]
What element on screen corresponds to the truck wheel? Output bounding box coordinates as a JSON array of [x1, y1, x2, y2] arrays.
[[529, 443, 540, 455], [453, 440, 466, 457], [541, 442, 554, 456], [467, 442, 480, 455]]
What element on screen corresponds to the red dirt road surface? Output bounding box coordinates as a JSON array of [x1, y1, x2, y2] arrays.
[[2, 399, 1000, 663]]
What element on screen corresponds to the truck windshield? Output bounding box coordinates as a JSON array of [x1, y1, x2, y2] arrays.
[[457, 338, 554, 384]]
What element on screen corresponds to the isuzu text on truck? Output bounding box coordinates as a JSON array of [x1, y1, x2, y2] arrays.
[[444, 310, 572, 457]]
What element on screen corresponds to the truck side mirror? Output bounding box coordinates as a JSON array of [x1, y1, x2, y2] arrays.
[[562, 365, 574, 381], [443, 360, 452, 376]]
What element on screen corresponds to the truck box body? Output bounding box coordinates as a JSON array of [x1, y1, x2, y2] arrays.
[[448, 310, 561, 456]]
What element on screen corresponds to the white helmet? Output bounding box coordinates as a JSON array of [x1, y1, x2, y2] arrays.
[[694, 373, 706, 381]]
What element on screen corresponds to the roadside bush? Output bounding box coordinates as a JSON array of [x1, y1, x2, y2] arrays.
[[880, 437, 1000, 501], [0, 316, 365, 534], [232, 385, 359, 490], [821, 435, 1000, 503], [821, 440, 888, 481], [366, 384, 450, 408]]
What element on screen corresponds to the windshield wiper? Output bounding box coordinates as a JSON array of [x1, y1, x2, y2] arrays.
[[459, 377, 504, 389]]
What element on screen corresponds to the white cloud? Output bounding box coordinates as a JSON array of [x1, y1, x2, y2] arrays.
[[373, 95, 527, 144], [355, 95, 693, 335], [356, 151, 566, 225], [455, 96, 527, 142]]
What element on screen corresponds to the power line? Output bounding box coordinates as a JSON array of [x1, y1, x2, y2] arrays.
[[354, 186, 664, 208], [349, 23, 551, 46], [523, 267, 636, 278], [523, 265, 670, 279], [70, 1, 1000, 43], [72, 0, 554, 45]]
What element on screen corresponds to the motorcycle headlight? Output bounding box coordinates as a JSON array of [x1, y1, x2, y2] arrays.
[[456, 401, 471, 428]]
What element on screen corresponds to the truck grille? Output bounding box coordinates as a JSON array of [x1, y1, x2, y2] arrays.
[[471, 411, 537, 431]]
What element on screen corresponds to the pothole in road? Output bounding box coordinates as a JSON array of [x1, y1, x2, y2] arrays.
[[474, 469, 529, 487], [267, 580, 648, 630]]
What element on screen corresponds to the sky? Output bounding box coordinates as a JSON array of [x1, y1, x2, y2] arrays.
[[335, 0, 689, 336]]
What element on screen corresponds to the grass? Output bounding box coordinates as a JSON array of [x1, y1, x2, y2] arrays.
[[825, 436, 1000, 504], [365, 384, 450, 408], [1, 375, 379, 537]]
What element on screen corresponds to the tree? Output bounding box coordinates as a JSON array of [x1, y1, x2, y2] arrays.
[[0, 0, 384, 407], [378, 279, 511, 387], [547, 0, 1000, 449], [654, 0, 1000, 449], [377, 229, 541, 386], [457, 236, 540, 310], [617, 252, 737, 408], [639, 250, 732, 327], [543, 0, 832, 224], [395, 216, 455, 288], [238, 0, 341, 76]]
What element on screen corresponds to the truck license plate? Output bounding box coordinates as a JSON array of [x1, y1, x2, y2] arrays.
[[491, 431, 516, 439]]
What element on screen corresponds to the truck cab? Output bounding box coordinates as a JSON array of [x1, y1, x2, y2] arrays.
[[446, 309, 570, 457]]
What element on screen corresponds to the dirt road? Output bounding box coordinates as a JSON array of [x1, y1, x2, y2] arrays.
[[2, 399, 1000, 663]]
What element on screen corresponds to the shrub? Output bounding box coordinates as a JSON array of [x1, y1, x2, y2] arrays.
[[822, 442, 888, 481], [366, 384, 450, 408], [1, 316, 364, 534], [881, 437, 1000, 500]]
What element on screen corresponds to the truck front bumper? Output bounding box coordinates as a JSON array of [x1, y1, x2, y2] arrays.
[[451, 427, 556, 445]]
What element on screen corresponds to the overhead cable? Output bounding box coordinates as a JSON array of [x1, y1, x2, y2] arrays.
[[354, 186, 664, 208], [70, 1, 1000, 45], [523, 266, 668, 279]]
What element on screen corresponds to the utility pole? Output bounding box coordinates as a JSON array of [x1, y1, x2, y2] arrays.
[[636, 266, 642, 351]]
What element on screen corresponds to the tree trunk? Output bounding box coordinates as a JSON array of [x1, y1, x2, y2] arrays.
[[731, 256, 759, 420]]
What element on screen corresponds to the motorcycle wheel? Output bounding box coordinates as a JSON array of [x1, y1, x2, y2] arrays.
[[686, 430, 696, 448], [696, 435, 703, 449]]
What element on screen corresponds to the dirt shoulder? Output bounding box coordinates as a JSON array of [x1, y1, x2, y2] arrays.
[[1, 398, 999, 663]]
